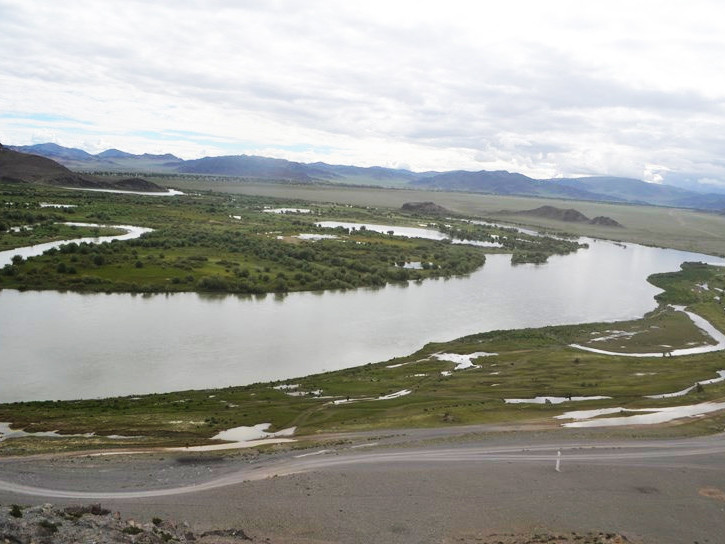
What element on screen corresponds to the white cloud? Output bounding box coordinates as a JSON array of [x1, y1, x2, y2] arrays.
[[643, 164, 669, 184], [1, 0, 725, 180], [698, 177, 725, 187]]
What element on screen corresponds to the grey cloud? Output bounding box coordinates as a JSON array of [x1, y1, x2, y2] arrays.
[[3, 0, 725, 181]]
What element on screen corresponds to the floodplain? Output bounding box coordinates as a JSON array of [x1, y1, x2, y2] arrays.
[[158, 176, 725, 257], [1, 180, 725, 455]]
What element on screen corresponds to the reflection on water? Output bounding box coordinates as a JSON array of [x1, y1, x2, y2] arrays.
[[0, 238, 722, 402]]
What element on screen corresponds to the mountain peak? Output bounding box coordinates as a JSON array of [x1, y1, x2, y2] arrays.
[[96, 148, 134, 159]]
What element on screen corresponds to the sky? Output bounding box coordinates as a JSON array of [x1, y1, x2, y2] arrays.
[[1, 0, 725, 186]]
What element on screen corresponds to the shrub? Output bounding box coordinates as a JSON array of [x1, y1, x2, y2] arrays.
[[38, 519, 59, 533], [198, 275, 229, 291]]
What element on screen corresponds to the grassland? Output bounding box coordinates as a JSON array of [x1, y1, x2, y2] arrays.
[[2, 262, 724, 455], [157, 177, 725, 257]]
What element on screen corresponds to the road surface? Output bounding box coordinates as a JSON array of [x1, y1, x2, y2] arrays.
[[2, 430, 725, 542]]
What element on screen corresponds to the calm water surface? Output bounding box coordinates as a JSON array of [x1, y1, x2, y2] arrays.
[[317, 220, 502, 247], [1, 239, 722, 402]]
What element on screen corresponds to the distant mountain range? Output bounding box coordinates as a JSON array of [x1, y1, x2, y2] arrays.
[[8, 143, 183, 174], [0, 143, 165, 192], [7, 142, 725, 211]]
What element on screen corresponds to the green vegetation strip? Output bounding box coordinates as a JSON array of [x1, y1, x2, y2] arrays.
[[0, 183, 581, 294]]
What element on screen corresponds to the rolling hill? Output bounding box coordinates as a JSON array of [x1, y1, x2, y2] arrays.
[[409, 170, 620, 202], [548, 176, 725, 208], [9, 143, 183, 173], [0, 143, 166, 191], [505, 205, 623, 227]]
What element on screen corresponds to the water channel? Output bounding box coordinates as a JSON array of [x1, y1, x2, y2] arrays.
[[1, 229, 722, 402], [0, 223, 154, 267]]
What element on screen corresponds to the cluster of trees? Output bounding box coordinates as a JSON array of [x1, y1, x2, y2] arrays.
[[502, 236, 585, 264], [434, 222, 501, 243], [0, 208, 68, 233], [433, 220, 585, 263]]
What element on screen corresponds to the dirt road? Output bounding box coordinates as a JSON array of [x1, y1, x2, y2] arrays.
[[2, 430, 724, 543]]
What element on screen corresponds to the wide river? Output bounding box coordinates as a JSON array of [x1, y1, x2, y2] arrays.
[[1, 238, 722, 402]]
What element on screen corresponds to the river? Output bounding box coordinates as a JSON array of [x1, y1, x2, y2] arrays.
[[0, 223, 154, 267], [0, 234, 722, 402]]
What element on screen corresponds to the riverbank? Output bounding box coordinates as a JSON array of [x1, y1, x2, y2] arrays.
[[2, 262, 724, 455]]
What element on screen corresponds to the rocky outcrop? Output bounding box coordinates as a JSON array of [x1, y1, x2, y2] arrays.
[[509, 205, 589, 222], [401, 201, 450, 215], [589, 215, 624, 228], [0, 503, 255, 543], [504, 206, 623, 227], [107, 177, 166, 192]]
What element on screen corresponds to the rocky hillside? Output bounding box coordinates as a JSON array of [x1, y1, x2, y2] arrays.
[[0, 503, 256, 543], [0, 144, 166, 192], [401, 201, 451, 215], [0, 142, 86, 185]]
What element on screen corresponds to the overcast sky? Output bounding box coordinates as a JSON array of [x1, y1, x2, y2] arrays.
[[2, 0, 725, 184]]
